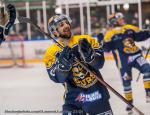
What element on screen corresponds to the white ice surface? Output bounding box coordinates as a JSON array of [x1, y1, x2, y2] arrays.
[[0, 60, 149, 115]]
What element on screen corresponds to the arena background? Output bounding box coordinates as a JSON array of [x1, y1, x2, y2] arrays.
[[0, 0, 150, 115]]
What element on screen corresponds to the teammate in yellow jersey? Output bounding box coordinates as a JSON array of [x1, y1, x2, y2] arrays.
[[43, 14, 113, 115], [100, 12, 150, 114]]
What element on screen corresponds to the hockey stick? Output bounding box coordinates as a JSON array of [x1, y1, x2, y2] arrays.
[[136, 46, 150, 82], [17, 16, 144, 115]]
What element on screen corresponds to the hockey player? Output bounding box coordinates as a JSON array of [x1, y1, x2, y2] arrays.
[[43, 14, 113, 115], [0, 4, 16, 45], [100, 12, 150, 114]]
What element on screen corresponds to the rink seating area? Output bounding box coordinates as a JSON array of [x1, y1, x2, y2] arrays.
[[0, 39, 150, 65]]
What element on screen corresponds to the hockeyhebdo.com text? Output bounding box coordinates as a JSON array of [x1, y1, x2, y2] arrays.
[[5, 109, 84, 114], [5, 110, 64, 113]]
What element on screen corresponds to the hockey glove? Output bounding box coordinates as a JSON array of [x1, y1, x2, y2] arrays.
[[0, 26, 4, 45], [78, 38, 94, 63], [124, 29, 135, 38], [58, 46, 74, 71], [4, 4, 16, 35]]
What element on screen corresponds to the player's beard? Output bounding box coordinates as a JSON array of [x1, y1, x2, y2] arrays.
[[59, 27, 72, 39]]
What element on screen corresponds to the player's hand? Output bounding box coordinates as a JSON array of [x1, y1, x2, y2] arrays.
[[58, 46, 74, 71], [78, 38, 94, 63], [4, 4, 16, 35]]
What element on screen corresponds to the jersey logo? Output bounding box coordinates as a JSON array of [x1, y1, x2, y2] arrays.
[[136, 56, 148, 67], [122, 38, 139, 54], [49, 65, 57, 77], [75, 91, 102, 103], [72, 62, 97, 88]]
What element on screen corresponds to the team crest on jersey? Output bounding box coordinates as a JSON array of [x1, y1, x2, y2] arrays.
[[122, 38, 139, 54], [72, 62, 97, 88]]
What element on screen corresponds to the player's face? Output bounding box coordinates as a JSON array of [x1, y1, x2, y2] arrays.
[[117, 18, 125, 26], [57, 20, 72, 39]]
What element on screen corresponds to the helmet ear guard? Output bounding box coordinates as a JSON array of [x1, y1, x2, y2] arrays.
[[47, 14, 72, 38], [108, 13, 117, 26], [108, 17, 117, 26]]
